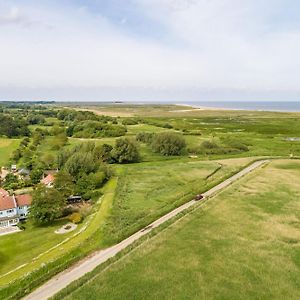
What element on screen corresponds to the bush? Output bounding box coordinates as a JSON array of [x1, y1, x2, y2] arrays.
[[68, 212, 82, 224], [201, 140, 219, 149], [136, 132, 154, 144], [122, 118, 139, 125], [151, 132, 186, 156], [224, 139, 249, 152], [112, 138, 140, 163]]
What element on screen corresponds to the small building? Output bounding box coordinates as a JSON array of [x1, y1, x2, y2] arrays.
[[0, 189, 32, 228], [17, 168, 30, 180], [67, 195, 82, 204], [40, 174, 55, 187]]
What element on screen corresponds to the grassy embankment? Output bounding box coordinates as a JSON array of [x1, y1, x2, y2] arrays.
[[57, 160, 300, 300]]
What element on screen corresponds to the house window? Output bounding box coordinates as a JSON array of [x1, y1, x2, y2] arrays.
[[7, 209, 14, 213]]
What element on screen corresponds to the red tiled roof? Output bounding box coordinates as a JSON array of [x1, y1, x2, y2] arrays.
[[41, 174, 55, 185], [0, 195, 15, 211], [15, 194, 32, 206], [0, 188, 9, 197]]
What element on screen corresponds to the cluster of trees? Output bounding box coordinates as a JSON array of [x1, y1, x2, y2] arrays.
[[11, 129, 50, 168], [0, 114, 30, 137], [67, 120, 126, 138], [57, 142, 112, 199], [137, 132, 186, 156], [57, 109, 116, 123], [30, 138, 141, 225], [1, 173, 32, 190]]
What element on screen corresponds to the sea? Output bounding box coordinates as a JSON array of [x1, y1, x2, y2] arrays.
[[177, 101, 300, 112]]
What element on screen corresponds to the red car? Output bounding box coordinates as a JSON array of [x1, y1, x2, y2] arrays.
[[195, 194, 204, 201]]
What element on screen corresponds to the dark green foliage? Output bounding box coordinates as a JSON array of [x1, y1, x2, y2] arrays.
[[2, 173, 30, 190], [112, 138, 140, 163], [0, 114, 30, 137], [57, 142, 112, 199], [30, 185, 65, 225], [75, 172, 106, 199], [65, 152, 97, 178], [122, 118, 139, 125], [71, 120, 126, 138], [151, 132, 186, 156], [93, 144, 113, 163], [54, 171, 75, 198], [27, 114, 45, 125], [30, 168, 44, 184]]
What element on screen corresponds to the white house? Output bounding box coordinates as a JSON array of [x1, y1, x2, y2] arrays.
[[0, 189, 32, 228]]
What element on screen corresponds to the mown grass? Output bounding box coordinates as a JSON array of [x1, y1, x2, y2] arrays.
[[0, 220, 75, 277], [0, 179, 116, 298], [60, 160, 300, 300], [0, 138, 20, 166]]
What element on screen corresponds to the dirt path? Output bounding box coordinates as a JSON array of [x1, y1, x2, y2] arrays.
[[23, 159, 268, 300]]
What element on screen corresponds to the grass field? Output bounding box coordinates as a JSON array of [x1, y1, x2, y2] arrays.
[[60, 159, 300, 300], [2, 104, 300, 299], [0, 220, 75, 277], [0, 138, 20, 166], [102, 157, 258, 245], [0, 157, 254, 297]]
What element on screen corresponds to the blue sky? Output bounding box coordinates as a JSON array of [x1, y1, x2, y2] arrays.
[[0, 0, 300, 101]]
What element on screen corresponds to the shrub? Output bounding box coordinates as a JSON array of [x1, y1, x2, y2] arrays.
[[122, 119, 139, 125], [151, 132, 186, 156], [136, 132, 154, 144], [112, 138, 140, 163], [68, 212, 82, 224]]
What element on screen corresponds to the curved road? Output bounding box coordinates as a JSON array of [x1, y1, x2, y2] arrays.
[[23, 159, 268, 300]]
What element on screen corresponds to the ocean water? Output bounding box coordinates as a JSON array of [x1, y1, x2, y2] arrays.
[[180, 101, 300, 112]]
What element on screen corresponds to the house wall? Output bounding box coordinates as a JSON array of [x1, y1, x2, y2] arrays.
[[0, 207, 18, 219], [17, 205, 30, 219], [0, 218, 19, 227]]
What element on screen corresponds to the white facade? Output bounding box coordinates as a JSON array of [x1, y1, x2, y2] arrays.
[[0, 194, 31, 228]]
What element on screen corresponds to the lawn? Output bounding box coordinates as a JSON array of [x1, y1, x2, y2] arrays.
[[0, 220, 75, 277], [0, 179, 116, 289], [60, 159, 300, 300], [101, 157, 258, 244], [0, 138, 20, 166]]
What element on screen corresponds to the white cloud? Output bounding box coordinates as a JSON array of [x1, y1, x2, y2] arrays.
[[0, 0, 300, 101]]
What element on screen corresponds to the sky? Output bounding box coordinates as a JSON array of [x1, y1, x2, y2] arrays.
[[1, 0, 300, 102]]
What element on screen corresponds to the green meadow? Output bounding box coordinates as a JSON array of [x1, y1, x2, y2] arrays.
[[59, 160, 300, 300], [1, 104, 300, 299], [0, 138, 20, 166]]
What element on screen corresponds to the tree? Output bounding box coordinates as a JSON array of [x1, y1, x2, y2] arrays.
[[93, 144, 113, 163], [151, 132, 186, 156], [30, 185, 65, 225], [65, 152, 97, 178], [112, 138, 140, 163], [30, 168, 44, 184], [54, 171, 75, 198]]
